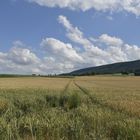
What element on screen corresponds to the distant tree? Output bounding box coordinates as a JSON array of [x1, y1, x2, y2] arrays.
[[91, 72, 96, 75], [32, 74, 36, 76], [134, 70, 140, 76], [121, 71, 129, 75]]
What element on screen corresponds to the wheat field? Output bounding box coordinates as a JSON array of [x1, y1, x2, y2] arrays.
[[0, 76, 140, 140]]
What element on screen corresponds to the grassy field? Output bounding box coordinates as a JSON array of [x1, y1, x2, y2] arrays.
[[0, 76, 140, 140]]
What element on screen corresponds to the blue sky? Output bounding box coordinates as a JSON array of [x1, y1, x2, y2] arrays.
[[0, 0, 140, 74]]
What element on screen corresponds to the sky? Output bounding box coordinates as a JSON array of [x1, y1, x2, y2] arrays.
[[0, 0, 140, 74]]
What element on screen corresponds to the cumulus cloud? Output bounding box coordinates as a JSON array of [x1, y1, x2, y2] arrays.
[[39, 57, 76, 74], [99, 34, 123, 46], [58, 15, 91, 48], [0, 39, 83, 74], [0, 41, 41, 74], [8, 47, 40, 65], [8, 41, 40, 65], [28, 0, 140, 16], [38, 37, 84, 74], [124, 44, 140, 60], [1, 15, 140, 74], [58, 15, 140, 67], [58, 15, 114, 65], [41, 37, 83, 62]]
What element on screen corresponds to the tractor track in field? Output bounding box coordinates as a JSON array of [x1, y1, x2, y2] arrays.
[[74, 81, 103, 105], [61, 80, 72, 95], [74, 80, 140, 119]]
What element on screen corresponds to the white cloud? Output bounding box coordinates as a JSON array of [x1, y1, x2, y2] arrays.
[[41, 37, 83, 62], [58, 15, 112, 65], [28, 0, 140, 16], [37, 15, 140, 73], [124, 44, 140, 60], [58, 15, 91, 48], [99, 34, 123, 46], [8, 41, 40, 65], [0, 41, 41, 74], [57, 15, 140, 67], [8, 47, 40, 65], [0, 39, 83, 74], [1, 15, 140, 74]]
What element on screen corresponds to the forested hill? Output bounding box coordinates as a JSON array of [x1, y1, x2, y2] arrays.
[[67, 60, 140, 76]]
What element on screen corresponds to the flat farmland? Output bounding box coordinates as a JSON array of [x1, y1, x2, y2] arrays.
[[0, 76, 140, 140], [0, 77, 71, 90]]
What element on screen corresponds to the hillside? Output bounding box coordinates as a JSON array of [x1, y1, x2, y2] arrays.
[[67, 60, 140, 76]]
